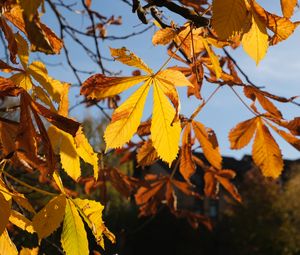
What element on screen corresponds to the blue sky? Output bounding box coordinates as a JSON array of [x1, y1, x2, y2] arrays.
[[41, 1, 300, 160]]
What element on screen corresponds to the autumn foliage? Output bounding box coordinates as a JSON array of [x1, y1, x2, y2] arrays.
[[0, 0, 300, 254]]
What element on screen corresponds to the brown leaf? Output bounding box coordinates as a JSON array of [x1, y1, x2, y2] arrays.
[[25, 93, 80, 136], [137, 140, 158, 166], [286, 117, 300, 136], [0, 77, 22, 97], [229, 117, 257, 149], [0, 17, 17, 63], [268, 123, 300, 151], [81, 74, 148, 100], [180, 123, 196, 181], [136, 119, 151, 136]]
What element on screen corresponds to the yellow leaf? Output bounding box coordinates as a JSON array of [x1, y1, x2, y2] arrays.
[[252, 118, 283, 178], [75, 128, 99, 180], [19, 247, 39, 255], [60, 131, 81, 181], [0, 230, 18, 255], [151, 80, 181, 165], [242, 12, 269, 65], [137, 140, 158, 166], [32, 86, 56, 111], [10, 73, 32, 90], [192, 121, 222, 169], [104, 81, 151, 149], [201, 37, 222, 79], [9, 210, 34, 234], [110, 47, 153, 74], [32, 194, 66, 239], [250, 0, 297, 45], [156, 69, 193, 87], [229, 117, 257, 149], [14, 32, 29, 69], [48, 125, 81, 181], [152, 27, 177, 46], [212, 0, 248, 40], [281, 0, 297, 18], [61, 199, 89, 255], [74, 198, 115, 248], [81, 74, 149, 100], [0, 193, 11, 235], [28, 61, 65, 103], [155, 77, 180, 123], [180, 123, 196, 181]]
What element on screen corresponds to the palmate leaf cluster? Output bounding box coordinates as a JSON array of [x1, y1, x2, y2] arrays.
[[0, 0, 299, 253]]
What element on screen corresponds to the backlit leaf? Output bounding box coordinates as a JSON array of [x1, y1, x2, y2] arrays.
[[104, 81, 151, 149], [74, 198, 115, 248], [250, 0, 297, 45], [268, 123, 300, 151], [152, 27, 177, 45], [110, 47, 153, 74], [180, 123, 196, 181], [15, 32, 29, 69], [156, 69, 194, 87], [75, 128, 99, 180], [192, 121, 222, 169], [229, 117, 257, 149], [137, 140, 158, 166], [151, 80, 181, 165], [0, 193, 11, 235], [9, 210, 35, 234], [81, 74, 148, 99], [32, 194, 66, 239], [281, 0, 297, 18], [212, 0, 248, 40], [61, 199, 89, 255], [0, 17, 17, 64], [0, 230, 18, 255], [201, 37, 222, 79], [242, 12, 268, 65], [252, 118, 283, 178]]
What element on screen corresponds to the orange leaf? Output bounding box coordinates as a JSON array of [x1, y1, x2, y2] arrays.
[[252, 118, 283, 178], [229, 117, 257, 149], [280, 0, 298, 18], [215, 175, 241, 202], [250, 0, 297, 45], [192, 121, 222, 169], [180, 123, 196, 181]]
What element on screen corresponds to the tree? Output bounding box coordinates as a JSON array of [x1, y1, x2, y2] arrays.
[[0, 0, 299, 254]]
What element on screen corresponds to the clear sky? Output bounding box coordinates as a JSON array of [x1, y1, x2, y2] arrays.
[[41, 0, 300, 160]]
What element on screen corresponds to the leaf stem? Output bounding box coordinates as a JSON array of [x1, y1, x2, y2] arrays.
[[156, 28, 192, 74], [1, 168, 57, 197], [190, 85, 221, 120], [230, 87, 258, 116]]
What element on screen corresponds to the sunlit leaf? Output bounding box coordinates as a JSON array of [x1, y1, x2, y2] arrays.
[[61, 199, 89, 255], [104, 81, 151, 149], [252, 118, 283, 178], [32, 194, 66, 239]]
